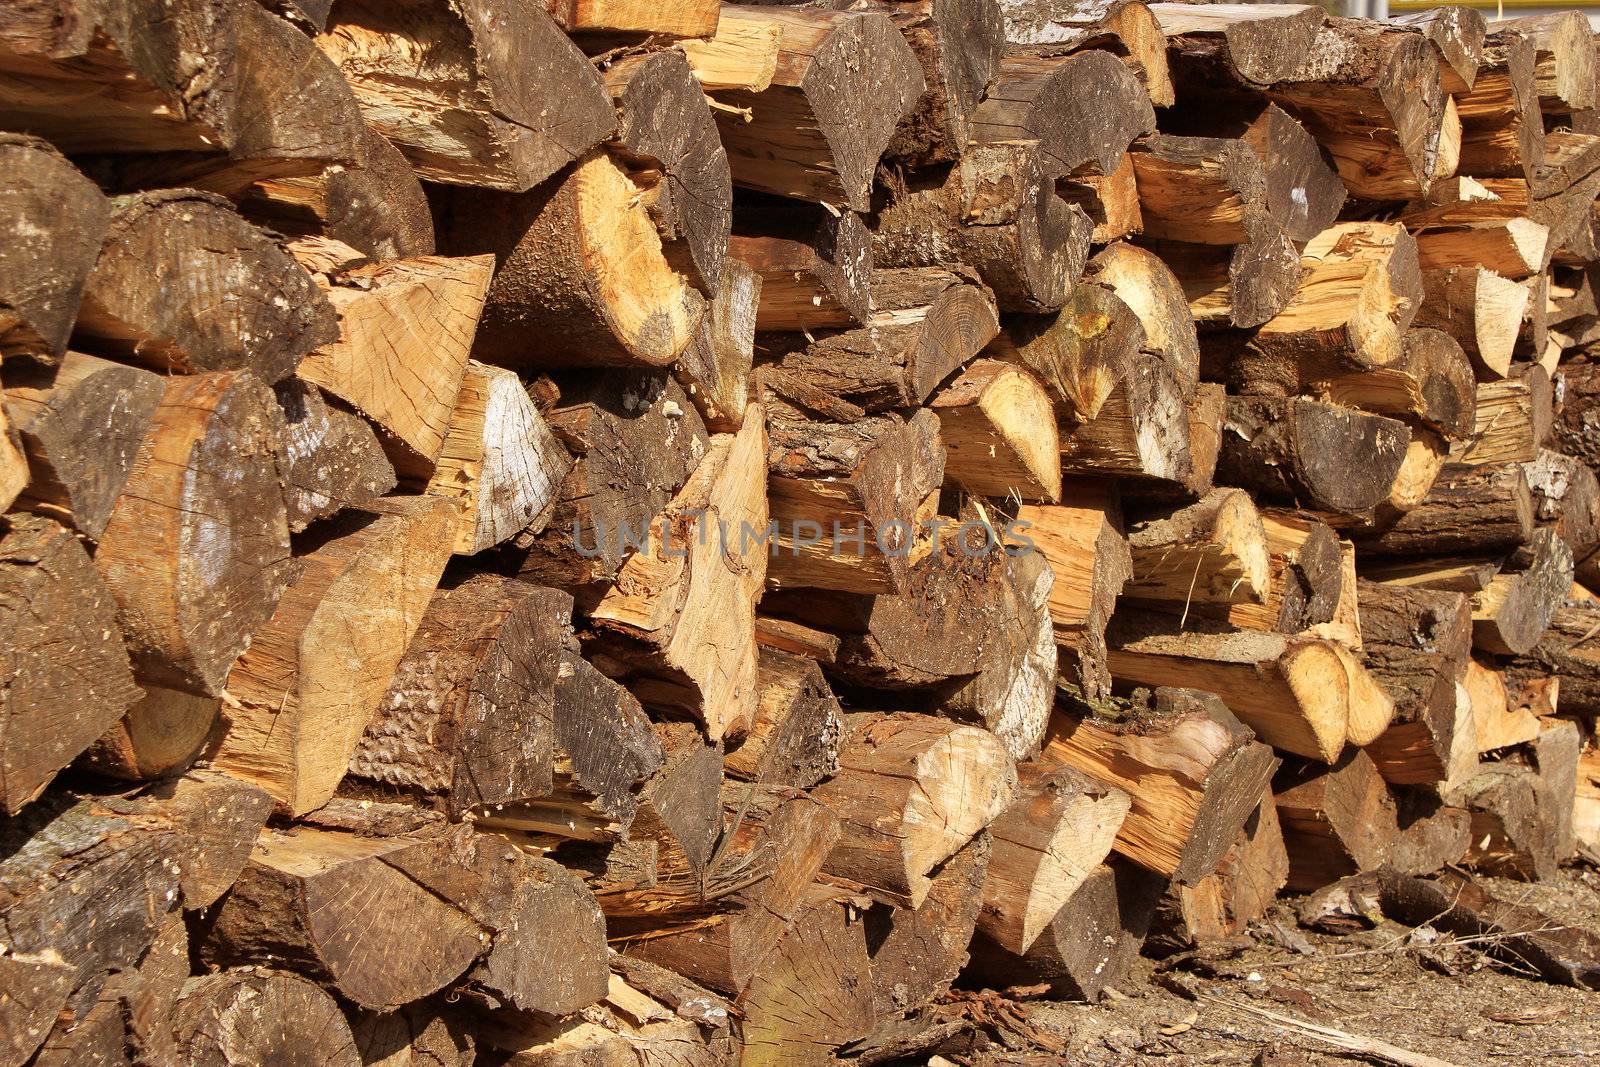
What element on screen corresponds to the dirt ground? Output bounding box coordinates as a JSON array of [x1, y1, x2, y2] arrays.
[[976, 866, 1600, 1066]]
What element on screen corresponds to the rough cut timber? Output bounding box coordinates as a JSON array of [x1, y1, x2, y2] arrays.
[[872, 0, 1006, 168], [1045, 687, 1278, 884], [272, 378, 397, 533], [514, 371, 709, 596], [676, 259, 758, 432], [731, 196, 871, 332], [1456, 29, 1544, 182], [1177, 510, 1348, 640], [212, 497, 455, 815], [764, 391, 944, 595], [587, 413, 768, 741], [872, 140, 1093, 314], [601, 48, 731, 297], [0, 0, 365, 183], [1503, 601, 1600, 720], [546, 0, 720, 37], [0, 515, 142, 815], [1130, 134, 1269, 246], [1060, 151, 1144, 244], [1451, 762, 1559, 880], [814, 712, 1016, 907], [1123, 489, 1271, 608], [294, 253, 490, 477], [725, 647, 844, 789], [1524, 448, 1600, 554], [1174, 789, 1289, 942], [775, 267, 999, 411], [74, 191, 338, 385], [978, 762, 1131, 954], [2, 353, 164, 540], [993, 279, 1146, 426], [1495, 12, 1595, 115], [439, 151, 705, 369], [971, 48, 1156, 179], [93, 370, 293, 696], [0, 135, 110, 361], [1468, 659, 1538, 754], [929, 358, 1061, 503], [316, 0, 614, 191], [696, 6, 924, 210], [966, 856, 1166, 1002], [422, 360, 571, 555]]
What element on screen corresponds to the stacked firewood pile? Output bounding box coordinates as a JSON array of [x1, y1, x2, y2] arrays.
[[4, 0, 1600, 1062]]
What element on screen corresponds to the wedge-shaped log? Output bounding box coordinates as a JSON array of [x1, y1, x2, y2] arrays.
[[1045, 687, 1278, 883], [1316, 328, 1477, 442], [297, 254, 491, 475], [94, 371, 293, 695], [1086, 242, 1201, 392], [774, 267, 999, 411], [1470, 527, 1574, 655], [1523, 448, 1600, 555], [978, 763, 1130, 954], [1147, 212, 1301, 329], [213, 497, 454, 814], [1451, 762, 1559, 880], [731, 197, 872, 331], [440, 151, 705, 369], [930, 358, 1061, 503], [1176, 511, 1348, 640], [866, 832, 991, 1018], [515, 371, 709, 594], [83, 685, 220, 784], [422, 361, 570, 555], [2, 353, 163, 539], [1175, 789, 1289, 943], [1275, 749, 1400, 892], [1466, 659, 1538, 754], [994, 280, 1145, 424], [1391, 7, 1485, 94], [0, 135, 110, 361], [764, 387, 943, 595], [272, 379, 397, 533], [872, 141, 1092, 313], [1060, 152, 1144, 243], [1154, 2, 1328, 89], [588, 414, 768, 740], [0, 516, 141, 814], [676, 259, 758, 432], [1453, 366, 1552, 466], [1504, 602, 1600, 720], [1062, 352, 1195, 490], [972, 48, 1155, 178], [696, 6, 923, 210], [316, 0, 614, 190], [725, 647, 844, 789], [1131, 134, 1269, 246], [75, 191, 337, 385], [1495, 12, 1594, 115], [814, 712, 1017, 907], [1456, 29, 1544, 181], [873, 0, 1006, 167], [1124, 489, 1270, 607]]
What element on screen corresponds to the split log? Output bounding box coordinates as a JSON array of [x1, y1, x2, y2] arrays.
[[1390, 7, 1485, 94], [676, 259, 758, 431], [1360, 462, 1534, 557], [601, 48, 731, 296], [1130, 134, 1268, 246], [1495, 12, 1596, 115], [1059, 152, 1144, 243], [1456, 29, 1544, 182], [0, 515, 141, 814], [75, 191, 337, 385], [731, 197, 872, 331], [698, 6, 924, 210], [1501, 601, 1600, 720], [814, 712, 1016, 907], [1122, 488, 1270, 607], [725, 647, 844, 789], [514, 370, 709, 595], [546, 0, 720, 37], [1174, 790, 1289, 943], [0, 135, 110, 361], [1223, 222, 1423, 394], [1467, 659, 1539, 753], [82, 685, 220, 783], [971, 48, 1155, 178], [870, 0, 1006, 168], [1577, 745, 1600, 859], [764, 392, 943, 595], [1045, 687, 1278, 884], [1177, 510, 1348, 640], [2, 353, 164, 539], [1553, 358, 1600, 469], [1471, 527, 1575, 655], [965, 857, 1166, 1002], [438, 151, 704, 369], [237, 123, 436, 261], [94, 370, 293, 695], [212, 497, 455, 814], [170, 971, 361, 1067], [627, 723, 725, 883], [999, 0, 1174, 108], [1453, 366, 1553, 466], [1015, 482, 1132, 704], [1450, 762, 1558, 880], [1274, 749, 1399, 892], [774, 267, 999, 411], [1409, 212, 1549, 279], [1078, 250, 1195, 395], [1415, 267, 1530, 379], [272, 378, 397, 533], [296, 254, 492, 475], [1315, 328, 1477, 443], [0, 0, 365, 184], [317, 0, 614, 190], [929, 358, 1061, 502], [1531, 717, 1582, 862], [864, 831, 990, 1017], [978, 763, 1131, 954], [1155, 2, 1328, 90], [1524, 448, 1600, 555], [586, 413, 768, 740], [872, 140, 1093, 313], [1061, 352, 1195, 489], [1105, 613, 1352, 762], [421, 361, 570, 555], [1216, 395, 1411, 519], [1148, 212, 1301, 330], [993, 280, 1145, 425], [347, 1000, 475, 1067]]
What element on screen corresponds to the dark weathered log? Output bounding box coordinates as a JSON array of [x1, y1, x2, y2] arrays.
[[1502, 601, 1600, 720], [1471, 527, 1575, 655], [347, 999, 474, 1067], [1360, 462, 1534, 557], [1449, 762, 1559, 880], [1142, 212, 1301, 330], [628, 722, 725, 884], [1062, 353, 1195, 490], [868, 0, 1005, 168], [993, 280, 1145, 425], [1000, 0, 1175, 109], [1155, 2, 1329, 89], [1045, 687, 1278, 884], [1123, 488, 1271, 608], [865, 831, 990, 1017], [272, 378, 397, 533], [1316, 328, 1477, 443], [317, 0, 614, 191], [1495, 12, 1596, 115], [872, 141, 1093, 313], [1523, 448, 1600, 554], [1173, 789, 1288, 943], [726, 648, 844, 789], [731, 197, 872, 331], [1275, 749, 1399, 892], [1390, 7, 1485, 94], [170, 971, 361, 1067], [0, 135, 111, 361]]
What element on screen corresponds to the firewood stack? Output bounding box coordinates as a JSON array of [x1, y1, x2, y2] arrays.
[[4, 0, 1600, 1061]]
